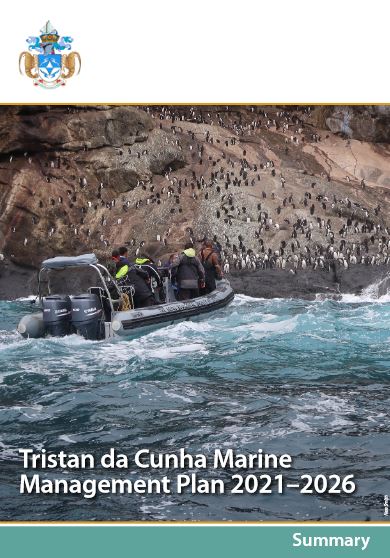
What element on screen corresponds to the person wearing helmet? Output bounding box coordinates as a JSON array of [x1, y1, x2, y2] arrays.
[[112, 248, 156, 308], [134, 254, 164, 302]]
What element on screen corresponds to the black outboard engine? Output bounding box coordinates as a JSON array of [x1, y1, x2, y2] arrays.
[[71, 293, 104, 340], [42, 295, 72, 337]]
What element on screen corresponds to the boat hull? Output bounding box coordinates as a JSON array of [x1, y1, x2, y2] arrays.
[[17, 280, 234, 340], [111, 279, 234, 337]]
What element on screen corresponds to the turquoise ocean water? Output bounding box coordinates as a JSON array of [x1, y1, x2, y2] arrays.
[[0, 289, 389, 520]]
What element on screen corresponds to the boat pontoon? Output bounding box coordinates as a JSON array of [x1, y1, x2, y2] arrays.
[[17, 254, 234, 340]]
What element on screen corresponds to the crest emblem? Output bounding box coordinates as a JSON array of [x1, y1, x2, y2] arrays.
[[19, 21, 81, 88]]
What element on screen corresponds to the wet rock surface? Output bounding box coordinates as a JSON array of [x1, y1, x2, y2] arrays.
[[229, 265, 389, 300], [1, 259, 388, 301], [311, 106, 390, 143]]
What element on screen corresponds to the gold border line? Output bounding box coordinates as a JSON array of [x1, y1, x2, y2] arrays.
[[0, 103, 389, 106]]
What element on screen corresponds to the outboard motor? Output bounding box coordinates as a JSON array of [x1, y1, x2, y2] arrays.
[[42, 295, 72, 337], [71, 293, 104, 340]]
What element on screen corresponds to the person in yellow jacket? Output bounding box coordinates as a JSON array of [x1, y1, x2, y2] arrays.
[[112, 249, 156, 308], [134, 255, 164, 302], [170, 243, 205, 300]]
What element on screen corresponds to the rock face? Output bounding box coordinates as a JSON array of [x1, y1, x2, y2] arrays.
[[0, 106, 153, 152], [0, 104, 390, 300], [228, 265, 390, 299], [311, 106, 390, 143], [0, 106, 186, 268]]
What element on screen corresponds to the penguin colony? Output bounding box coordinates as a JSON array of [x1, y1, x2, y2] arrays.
[[1, 105, 389, 274]]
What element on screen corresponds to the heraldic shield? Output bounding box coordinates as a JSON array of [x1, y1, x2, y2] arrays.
[[19, 21, 81, 89], [38, 54, 62, 82]]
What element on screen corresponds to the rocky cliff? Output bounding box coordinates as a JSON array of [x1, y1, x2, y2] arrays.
[[0, 106, 187, 267], [311, 106, 390, 143], [0, 105, 389, 298]]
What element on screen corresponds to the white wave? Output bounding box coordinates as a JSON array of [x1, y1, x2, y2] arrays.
[[366, 412, 387, 426], [104, 319, 213, 352], [77, 373, 95, 383], [314, 293, 341, 302], [0, 331, 28, 351], [100, 337, 209, 362], [99, 326, 211, 362], [329, 417, 353, 427], [140, 499, 176, 514], [290, 419, 313, 432], [261, 313, 278, 321], [163, 390, 194, 403], [289, 393, 356, 433], [304, 332, 338, 344], [39, 391, 62, 399], [236, 315, 298, 337], [231, 294, 265, 306], [7, 403, 51, 421], [339, 292, 390, 303], [45, 334, 99, 347], [0, 440, 20, 460], [58, 434, 77, 444], [362, 274, 390, 297], [22, 411, 51, 420], [12, 404, 43, 413], [292, 394, 355, 414], [160, 409, 191, 414], [141, 343, 209, 360], [0, 332, 99, 354], [160, 320, 213, 336], [338, 273, 390, 303]]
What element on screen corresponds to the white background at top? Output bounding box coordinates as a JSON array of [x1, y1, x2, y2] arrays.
[[0, 0, 389, 103]]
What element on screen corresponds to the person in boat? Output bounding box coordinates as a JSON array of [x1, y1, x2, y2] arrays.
[[134, 254, 165, 302], [112, 249, 156, 308], [199, 240, 223, 294], [170, 243, 205, 301], [159, 253, 180, 299]]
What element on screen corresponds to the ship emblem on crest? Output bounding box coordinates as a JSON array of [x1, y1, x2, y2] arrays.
[[19, 21, 81, 88]]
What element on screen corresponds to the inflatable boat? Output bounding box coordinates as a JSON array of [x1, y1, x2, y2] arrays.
[[17, 253, 234, 340]]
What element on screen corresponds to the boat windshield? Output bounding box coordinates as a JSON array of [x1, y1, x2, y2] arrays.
[[38, 262, 118, 302]]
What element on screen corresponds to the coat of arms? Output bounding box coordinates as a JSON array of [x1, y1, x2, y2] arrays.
[[19, 21, 81, 88]]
